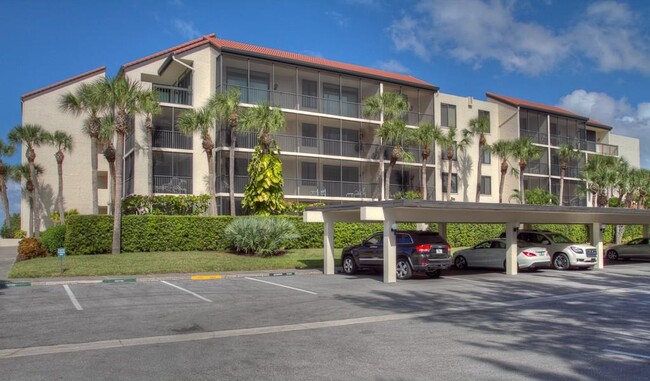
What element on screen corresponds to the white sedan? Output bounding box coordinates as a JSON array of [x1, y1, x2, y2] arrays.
[[453, 239, 551, 271]]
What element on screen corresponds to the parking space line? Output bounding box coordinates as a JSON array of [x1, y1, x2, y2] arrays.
[[244, 277, 317, 295], [603, 349, 650, 360], [63, 285, 83, 311], [160, 281, 212, 303]]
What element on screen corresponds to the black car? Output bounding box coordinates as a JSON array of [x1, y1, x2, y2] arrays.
[[341, 231, 451, 280]]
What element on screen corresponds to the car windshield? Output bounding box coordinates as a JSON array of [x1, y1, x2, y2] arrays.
[[547, 233, 574, 244]]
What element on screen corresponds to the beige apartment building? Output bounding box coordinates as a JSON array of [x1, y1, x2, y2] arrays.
[[19, 34, 640, 231]]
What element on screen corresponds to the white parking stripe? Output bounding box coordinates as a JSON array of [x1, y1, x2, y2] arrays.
[[160, 281, 212, 303], [603, 349, 650, 360], [63, 285, 83, 311], [245, 277, 317, 295]]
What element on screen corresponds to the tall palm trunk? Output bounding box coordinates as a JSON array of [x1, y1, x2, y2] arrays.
[[519, 161, 527, 204], [0, 167, 11, 229], [56, 151, 65, 224], [112, 110, 128, 254], [446, 148, 453, 201], [499, 159, 508, 204], [559, 160, 567, 206], [26, 179, 34, 237], [475, 136, 485, 202], [229, 116, 237, 216], [146, 119, 153, 196], [421, 149, 430, 200], [89, 129, 99, 215], [379, 139, 385, 201], [202, 133, 217, 216], [27, 148, 41, 237], [103, 143, 116, 215]]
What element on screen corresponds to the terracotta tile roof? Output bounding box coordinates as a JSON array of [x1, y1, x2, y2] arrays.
[[486, 92, 588, 120], [22, 66, 106, 101], [121, 34, 437, 90], [586, 119, 613, 131]]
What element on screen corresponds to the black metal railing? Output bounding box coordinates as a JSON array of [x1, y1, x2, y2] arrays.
[[153, 175, 192, 194], [217, 175, 379, 199], [551, 164, 582, 178], [596, 143, 618, 156], [153, 130, 193, 150], [521, 130, 548, 145]]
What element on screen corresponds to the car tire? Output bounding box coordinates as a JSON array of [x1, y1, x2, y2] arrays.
[[606, 250, 619, 261], [342, 255, 358, 275], [426, 270, 441, 278], [396, 258, 412, 280], [528, 266, 538, 272], [454, 256, 468, 270], [553, 253, 571, 270]]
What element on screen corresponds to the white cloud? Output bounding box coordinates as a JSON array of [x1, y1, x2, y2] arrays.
[[376, 59, 410, 73], [173, 19, 201, 40], [390, 0, 650, 75], [326, 11, 349, 28], [557, 89, 650, 167]]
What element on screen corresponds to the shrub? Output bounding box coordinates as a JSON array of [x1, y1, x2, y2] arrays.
[[50, 209, 79, 224], [40, 224, 67, 255], [283, 201, 326, 216], [16, 237, 48, 261], [224, 217, 300, 256], [65, 215, 113, 255], [393, 191, 422, 200], [1, 213, 21, 238], [122, 194, 211, 215], [14, 230, 27, 239]]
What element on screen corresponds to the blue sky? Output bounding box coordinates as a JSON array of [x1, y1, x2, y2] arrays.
[[1, 0, 650, 223]]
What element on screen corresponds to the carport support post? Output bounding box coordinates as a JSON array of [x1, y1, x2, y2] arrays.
[[383, 211, 397, 284], [505, 222, 519, 275], [438, 222, 447, 239], [323, 215, 335, 275], [591, 223, 604, 270], [644, 224, 650, 238]]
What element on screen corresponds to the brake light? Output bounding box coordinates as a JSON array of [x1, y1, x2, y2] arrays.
[[415, 244, 432, 253], [447, 244, 451, 253], [522, 250, 536, 257]]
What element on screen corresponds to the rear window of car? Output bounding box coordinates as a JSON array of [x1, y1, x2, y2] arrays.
[[396, 234, 414, 244], [546, 233, 574, 244], [410, 232, 448, 245]]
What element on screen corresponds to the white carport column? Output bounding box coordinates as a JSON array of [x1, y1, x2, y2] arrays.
[[505, 222, 519, 275], [591, 223, 604, 270], [322, 215, 335, 275], [383, 211, 397, 284]]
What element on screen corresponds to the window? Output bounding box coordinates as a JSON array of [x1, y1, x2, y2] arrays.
[[124, 153, 134, 196], [301, 123, 317, 147], [440, 143, 458, 161], [480, 176, 491, 195], [153, 107, 193, 150], [441, 103, 456, 128], [153, 152, 193, 194], [97, 171, 108, 190], [226, 67, 269, 104], [441, 173, 458, 193], [302, 80, 318, 109], [479, 146, 490, 165], [301, 162, 317, 186], [478, 110, 490, 133]]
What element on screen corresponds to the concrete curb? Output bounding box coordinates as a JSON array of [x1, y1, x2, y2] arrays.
[[8, 269, 325, 286]]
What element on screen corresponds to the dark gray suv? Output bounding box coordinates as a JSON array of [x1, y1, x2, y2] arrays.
[[341, 231, 451, 280]]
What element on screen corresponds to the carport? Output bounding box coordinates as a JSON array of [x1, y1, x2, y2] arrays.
[[304, 200, 650, 283]]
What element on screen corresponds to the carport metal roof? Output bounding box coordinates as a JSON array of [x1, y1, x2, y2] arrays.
[[304, 200, 650, 283]]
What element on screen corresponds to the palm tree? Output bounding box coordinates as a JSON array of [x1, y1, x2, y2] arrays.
[[363, 92, 410, 200], [98, 117, 116, 214], [411, 122, 438, 200], [509, 138, 542, 205], [378, 119, 414, 199], [435, 126, 472, 201], [209, 87, 241, 216], [177, 104, 218, 216], [581, 155, 617, 207], [97, 75, 143, 254], [44, 131, 73, 224], [490, 140, 513, 204], [557, 144, 582, 206], [59, 80, 104, 214], [138, 91, 161, 196], [10, 164, 43, 237], [465, 116, 491, 202], [8, 124, 47, 237], [239, 102, 286, 152], [0, 139, 15, 229]]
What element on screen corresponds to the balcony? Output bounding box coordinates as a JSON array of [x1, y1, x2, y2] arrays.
[[596, 143, 618, 156], [153, 84, 192, 106], [125, 132, 134, 153], [551, 164, 582, 178], [153, 175, 192, 194], [525, 162, 549, 175], [220, 85, 433, 124], [222, 131, 428, 163], [218, 175, 379, 199], [521, 130, 548, 145], [153, 130, 193, 150]]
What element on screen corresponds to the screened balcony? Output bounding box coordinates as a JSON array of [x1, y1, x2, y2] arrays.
[[217, 175, 379, 199], [153, 84, 192, 106]]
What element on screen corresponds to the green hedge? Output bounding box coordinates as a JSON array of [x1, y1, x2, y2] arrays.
[[64, 214, 645, 255], [40, 224, 67, 255]]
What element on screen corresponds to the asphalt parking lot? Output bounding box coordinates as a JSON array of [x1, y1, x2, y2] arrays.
[[2, 262, 650, 380]]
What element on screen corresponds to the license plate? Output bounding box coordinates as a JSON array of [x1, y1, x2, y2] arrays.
[[436, 249, 442, 254]]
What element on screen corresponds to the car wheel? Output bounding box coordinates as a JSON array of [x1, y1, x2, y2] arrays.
[[553, 253, 570, 270], [606, 250, 619, 261], [455, 256, 468, 270], [396, 258, 412, 280], [426, 270, 441, 278], [342, 255, 358, 275], [528, 266, 538, 272]]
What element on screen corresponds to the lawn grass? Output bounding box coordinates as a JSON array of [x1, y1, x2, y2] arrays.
[[9, 248, 338, 278]]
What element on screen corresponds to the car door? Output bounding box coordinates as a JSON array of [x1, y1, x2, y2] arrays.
[[468, 240, 492, 267], [484, 240, 506, 269], [619, 238, 643, 258], [356, 233, 383, 267], [638, 238, 650, 259]]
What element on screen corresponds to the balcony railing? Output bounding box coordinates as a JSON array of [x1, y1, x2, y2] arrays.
[[153, 130, 193, 150], [153, 84, 192, 106], [222, 131, 428, 163], [218, 175, 380, 199], [551, 164, 582, 178], [153, 175, 192, 194], [525, 162, 549, 175], [596, 143, 618, 156], [218, 85, 434, 125], [521, 130, 548, 145]]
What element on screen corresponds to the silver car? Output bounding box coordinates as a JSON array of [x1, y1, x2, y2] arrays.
[[606, 237, 650, 261], [453, 239, 550, 271]]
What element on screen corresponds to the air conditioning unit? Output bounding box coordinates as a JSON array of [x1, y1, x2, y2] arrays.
[[467, 96, 473, 107]]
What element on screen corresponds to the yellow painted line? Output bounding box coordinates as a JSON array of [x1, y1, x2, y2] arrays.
[[190, 275, 222, 280]]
